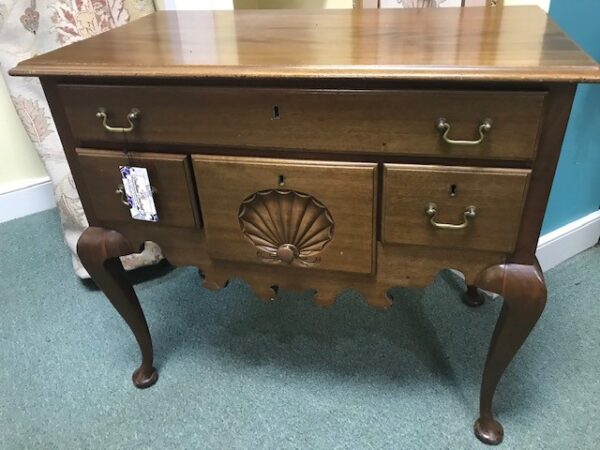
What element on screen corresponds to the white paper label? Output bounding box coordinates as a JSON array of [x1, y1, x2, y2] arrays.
[[119, 166, 158, 222]]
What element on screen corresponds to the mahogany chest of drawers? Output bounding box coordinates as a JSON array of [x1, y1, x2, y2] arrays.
[[12, 6, 600, 445]]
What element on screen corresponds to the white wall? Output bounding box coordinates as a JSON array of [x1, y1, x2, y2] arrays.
[[0, 76, 48, 195], [505, 0, 549, 12]]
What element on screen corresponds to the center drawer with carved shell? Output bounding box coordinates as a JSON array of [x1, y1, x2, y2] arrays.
[[192, 155, 377, 275]]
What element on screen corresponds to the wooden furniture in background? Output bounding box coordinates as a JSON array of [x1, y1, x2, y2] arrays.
[[11, 6, 600, 445]]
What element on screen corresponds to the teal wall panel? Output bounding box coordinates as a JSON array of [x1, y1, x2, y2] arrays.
[[542, 0, 600, 234]]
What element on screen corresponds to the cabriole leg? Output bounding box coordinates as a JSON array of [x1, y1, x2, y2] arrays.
[[77, 227, 158, 388], [473, 263, 547, 445]]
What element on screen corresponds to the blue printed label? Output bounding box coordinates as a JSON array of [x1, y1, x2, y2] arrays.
[[119, 166, 158, 222]]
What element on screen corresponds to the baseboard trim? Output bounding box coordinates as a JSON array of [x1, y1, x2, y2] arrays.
[[536, 210, 600, 272], [0, 178, 56, 223]]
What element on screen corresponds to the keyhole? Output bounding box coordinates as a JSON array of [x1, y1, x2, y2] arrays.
[[272, 105, 281, 120], [278, 175, 285, 187], [449, 184, 458, 197]]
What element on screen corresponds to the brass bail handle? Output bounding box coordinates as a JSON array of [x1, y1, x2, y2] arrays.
[[96, 107, 140, 133], [436, 117, 493, 146], [425, 203, 477, 230]]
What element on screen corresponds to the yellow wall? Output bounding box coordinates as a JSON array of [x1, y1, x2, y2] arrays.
[[0, 76, 48, 195]]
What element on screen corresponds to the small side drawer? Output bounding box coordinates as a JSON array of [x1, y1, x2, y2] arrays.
[[58, 85, 544, 160], [193, 155, 377, 275], [382, 164, 530, 253], [76, 149, 199, 228]]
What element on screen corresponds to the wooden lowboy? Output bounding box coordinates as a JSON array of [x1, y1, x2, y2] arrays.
[[11, 6, 600, 445]]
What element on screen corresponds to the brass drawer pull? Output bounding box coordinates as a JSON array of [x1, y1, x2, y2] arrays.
[[116, 184, 157, 206], [96, 107, 140, 133], [436, 117, 493, 146], [425, 203, 476, 230]]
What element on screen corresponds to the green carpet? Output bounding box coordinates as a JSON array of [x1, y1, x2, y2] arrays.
[[1, 209, 598, 449]]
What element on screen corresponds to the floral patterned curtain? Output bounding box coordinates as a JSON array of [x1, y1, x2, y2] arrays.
[[0, 1, 162, 278]]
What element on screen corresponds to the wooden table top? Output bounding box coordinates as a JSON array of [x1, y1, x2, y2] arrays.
[[11, 6, 600, 83]]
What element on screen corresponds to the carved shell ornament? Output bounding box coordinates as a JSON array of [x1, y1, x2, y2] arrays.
[[238, 189, 335, 267]]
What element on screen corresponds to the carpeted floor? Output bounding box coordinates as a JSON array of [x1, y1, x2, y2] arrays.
[[0, 209, 598, 449]]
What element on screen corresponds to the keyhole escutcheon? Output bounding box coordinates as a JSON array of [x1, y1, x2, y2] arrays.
[[272, 105, 281, 120]]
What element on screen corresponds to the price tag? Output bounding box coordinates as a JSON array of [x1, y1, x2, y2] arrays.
[[119, 166, 158, 222]]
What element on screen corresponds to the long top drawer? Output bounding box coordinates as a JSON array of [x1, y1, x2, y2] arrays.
[[58, 85, 545, 160]]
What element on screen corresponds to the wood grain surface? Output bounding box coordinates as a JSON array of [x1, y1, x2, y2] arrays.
[[382, 164, 530, 253], [105, 222, 506, 308], [193, 155, 377, 275], [10, 7, 600, 82], [76, 148, 200, 228], [58, 85, 544, 160]]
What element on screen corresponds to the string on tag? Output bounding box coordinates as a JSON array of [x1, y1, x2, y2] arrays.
[[123, 129, 135, 167]]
